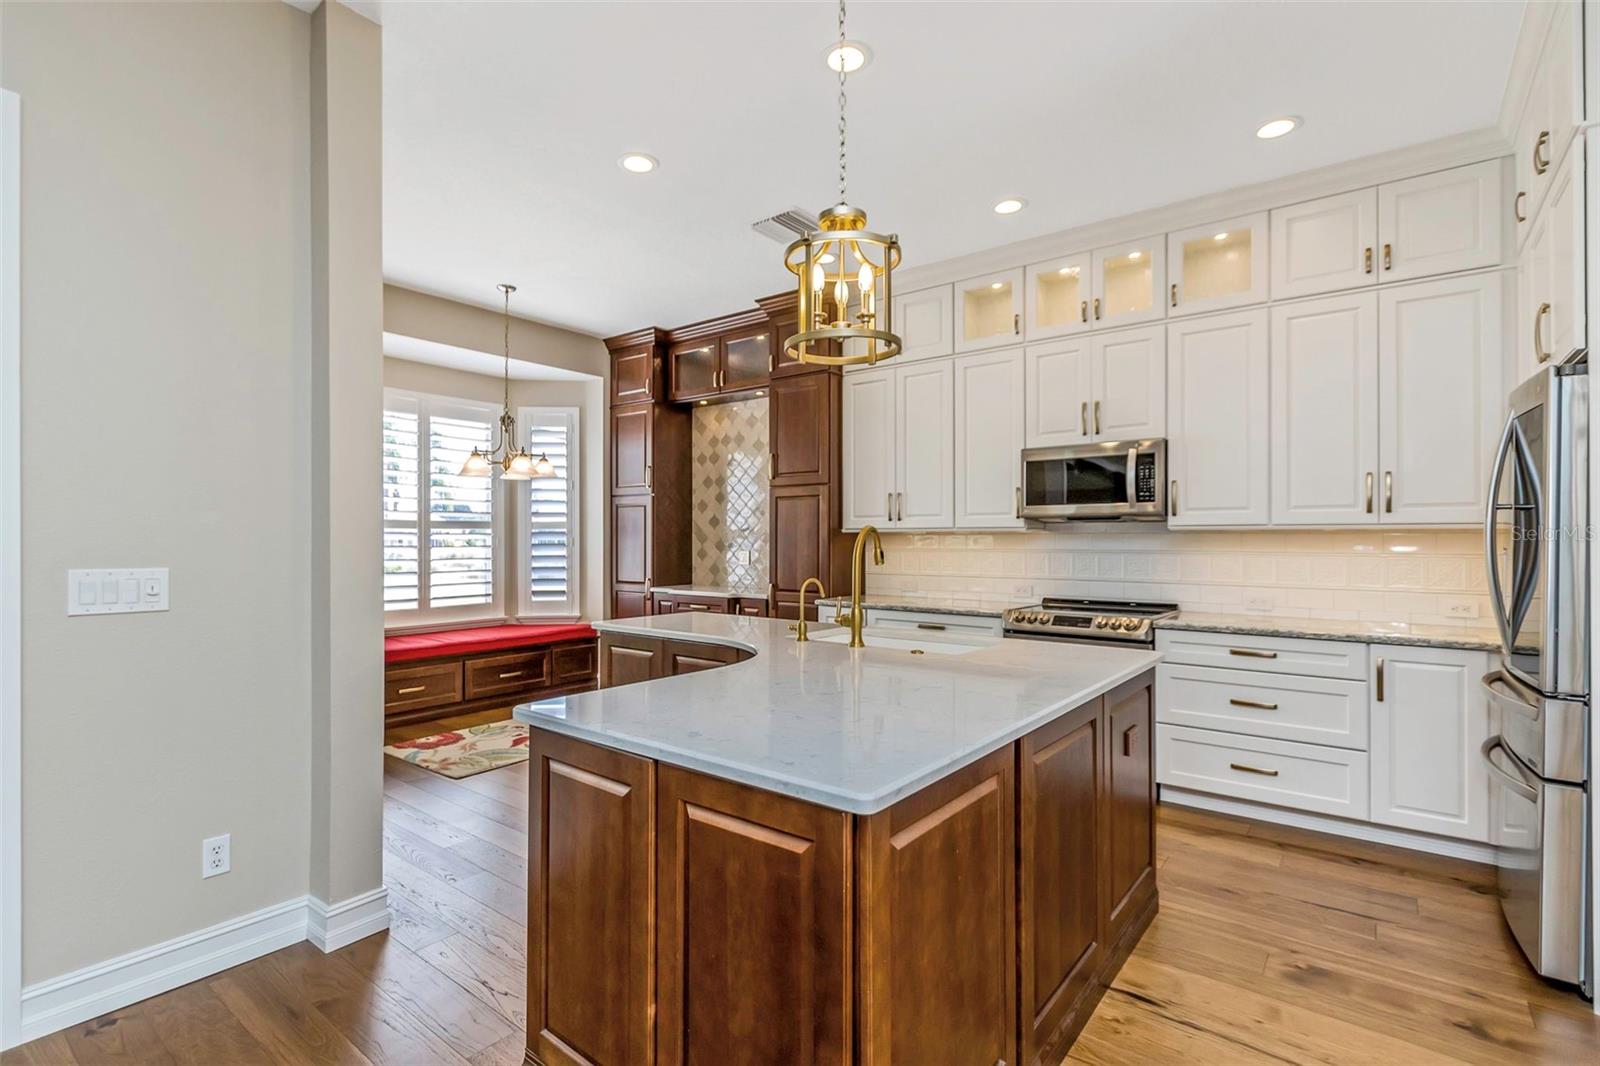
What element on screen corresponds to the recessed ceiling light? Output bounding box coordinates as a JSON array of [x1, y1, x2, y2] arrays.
[[825, 41, 871, 73], [1127, 251, 1142, 260], [618, 152, 658, 173], [1255, 116, 1299, 140], [1213, 232, 1229, 242], [1057, 266, 1077, 275], [993, 198, 1026, 215], [989, 281, 1004, 290]]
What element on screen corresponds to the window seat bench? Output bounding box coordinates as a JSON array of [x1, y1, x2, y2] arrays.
[[383, 623, 599, 726]]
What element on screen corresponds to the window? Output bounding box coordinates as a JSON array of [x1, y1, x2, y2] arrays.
[[518, 407, 580, 618], [382, 390, 503, 624]]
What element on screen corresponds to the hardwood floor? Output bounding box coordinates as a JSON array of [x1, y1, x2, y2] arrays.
[[4, 753, 1596, 1065]]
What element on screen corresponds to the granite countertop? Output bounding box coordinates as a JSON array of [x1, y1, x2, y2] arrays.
[[1156, 611, 1504, 652], [813, 593, 1036, 619], [514, 613, 1158, 814], [649, 584, 766, 599]]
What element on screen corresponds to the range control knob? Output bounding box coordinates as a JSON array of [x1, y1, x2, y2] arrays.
[[1093, 617, 1106, 628]]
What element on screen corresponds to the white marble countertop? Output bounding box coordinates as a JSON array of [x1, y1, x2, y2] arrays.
[[1156, 611, 1503, 652], [813, 593, 1036, 618], [513, 614, 1159, 814], [649, 584, 766, 599]]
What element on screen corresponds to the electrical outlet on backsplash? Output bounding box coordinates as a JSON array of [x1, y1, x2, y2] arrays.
[[869, 527, 1496, 628]]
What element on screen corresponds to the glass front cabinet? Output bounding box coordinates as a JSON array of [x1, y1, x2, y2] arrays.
[[1090, 236, 1166, 328], [954, 269, 1024, 352], [1024, 253, 1092, 340], [1166, 212, 1269, 316]]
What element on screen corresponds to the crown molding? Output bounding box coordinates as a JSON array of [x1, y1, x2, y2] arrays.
[[602, 327, 669, 353]]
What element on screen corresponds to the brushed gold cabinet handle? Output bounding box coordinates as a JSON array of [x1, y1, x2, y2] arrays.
[[1014, 486, 1022, 520], [1514, 191, 1527, 223], [644, 372, 652, 399], [498, 670, 524, 679], [396, 685, 426, 695], [1384, 471, 1393, 514], [1229, 698, 1279, 710], [1080, 401, 1088, 435], [1534, 130, 1551, 175], [1229, 648, 1277, 659], [1230, 763, 1280, 777], [1080, 300, 1088, 323], [1170, 283, 1178, 308], [1013, 312, 1021, 335], [897, 492, 904, 522], [1364, 247, 1373, 274], [1376, 657, 1385, 701], [685, 604, 710, 611], [768, 452, 776, 480], [916, 623, 947, 631], [1170, 480, 1178, 517], [645, 462, 653, 490], [1535, 301, 1552, 363], [1365, 471, 1374, 514], [1093, 297, 1102, 320], [1093, 400, 1101, 435], [1382, 243, 1392, 271]]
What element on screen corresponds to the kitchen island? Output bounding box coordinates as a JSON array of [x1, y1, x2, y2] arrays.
[[515, 613, 1160, 1066]]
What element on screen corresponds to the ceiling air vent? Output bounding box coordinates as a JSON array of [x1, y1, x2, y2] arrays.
[[750, 207, 818, 244]]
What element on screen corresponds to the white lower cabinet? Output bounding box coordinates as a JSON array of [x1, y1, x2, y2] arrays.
[[1165, 309, 1269, 526], [1157, 724, 1371, 820], [953, 348, 1025, 528], [1368, 645, 1490, 843]]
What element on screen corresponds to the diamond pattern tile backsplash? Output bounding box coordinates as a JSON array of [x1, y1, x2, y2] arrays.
[[692, 399, 769, 591]]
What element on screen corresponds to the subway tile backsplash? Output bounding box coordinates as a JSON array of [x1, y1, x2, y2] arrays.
[[870, 527, 1495, 627]]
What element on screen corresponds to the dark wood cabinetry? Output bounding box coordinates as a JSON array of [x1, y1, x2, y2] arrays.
[[383, 638, 598, 728], [610, 341, 662, 405], [652, 590, 768, 617], [1104, 675, 1156, 947], [598, 631, 752, 688], [668, 319, 772, 403]]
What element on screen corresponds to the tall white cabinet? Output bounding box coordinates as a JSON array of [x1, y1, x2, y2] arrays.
[[954, 349, 1026, 529], [1166, 309, 1269, 526], [842, 362, 954, 530]]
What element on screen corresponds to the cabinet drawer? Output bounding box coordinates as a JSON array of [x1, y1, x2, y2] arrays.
[[734, 597, 769, 617], [672, 597, 728, 614], [865, 607, 1002, 636], [1156, 663, 1369, 750], [552, 642, 597, 685], [1157, 724, 1369, 820], [385, 661, 463, 715], [465, 650, 550, 699], [1155, 629, 1367, 680]]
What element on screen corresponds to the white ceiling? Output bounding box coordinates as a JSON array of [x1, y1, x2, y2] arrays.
[[381, 1, 1524, 339], [382, 333, 597, 380]]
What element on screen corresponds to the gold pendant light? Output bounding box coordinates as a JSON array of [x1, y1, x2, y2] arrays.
[[784, 0, 902, 367], [459, 283, 554, 479]]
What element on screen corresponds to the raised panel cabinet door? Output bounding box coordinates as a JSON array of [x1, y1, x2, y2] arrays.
[[598, 632, 662, 687], [842, 368, 896, 529], [954, 268, 1024, 353], [611, 343, 657, 404], [895, 359, 956, 528], [771, 483, 833, 606], [770, 370, 834, 484], [1090, 235, 1166, 328], [1166, 309, 1269, 526], [1019, 700, 1104, 1066], [889, 284, 954, 362], [1166, 212, 1268, 317], [1269, 293, 1380, 525], [1541, 139, 1585, 363], [1103, 673, 1156, 947], [721, 324, 773, 392], [1377, 273, 1506, 525], [1090, 324, 1165, 441], [857, 747, 1016, 1066], [1024, 337, 1094, 447], [1270, 188, 1379, 300], [669, 340, 718, 402], [663, 638, 741, 674], [954, 348, 1025, 529], [611, 587, 650, 620], [1025, 253, 1093, 340], [656, 767, 850, 1066], [611, 496, 652, 586], [1369, 646, 1490, 842], [1376, 160, 1504, 283], [527, 730, 654, 1066], [611, 401, 653, 494]]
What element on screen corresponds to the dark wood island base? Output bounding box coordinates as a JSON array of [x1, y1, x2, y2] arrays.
[[525, 669, 1156, 1066]]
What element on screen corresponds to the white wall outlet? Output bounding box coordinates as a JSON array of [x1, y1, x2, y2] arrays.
[[202, 834, 230, 879], [734, 549, 753, 565], [1441, 598, 1480, 620], [67, 567, 169, 616]]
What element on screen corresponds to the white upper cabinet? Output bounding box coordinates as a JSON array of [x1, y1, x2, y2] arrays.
[[1166, 213, 1268, 317], [842, 368, 896, 529], [1369, 646, 1490, 842], [1090, 325, 1165, 441], [888, 284, 954, 364], [1517, 136, 1584, 379], [1023, 337, 1094, 447], [1024, 253, 1092, 340], [954, 349, 1025, 529], [1091, 236, 1166, 328], [1377, 273, 1506, 525], [954, 269, 1024, 353], [1270, 293, 1380, 525], [895, 360, 955, 528], [1513, 0, 1583, 233], [1270, 189, 1379, 300], [1376, 161, 1504, 283], [1166, 310, 1269, 527]]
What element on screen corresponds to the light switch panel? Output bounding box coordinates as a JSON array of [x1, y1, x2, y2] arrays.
[[67, 568, 169, 616]]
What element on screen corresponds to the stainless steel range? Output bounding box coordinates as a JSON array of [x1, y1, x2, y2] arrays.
[[1003, 598, 1179, 647]]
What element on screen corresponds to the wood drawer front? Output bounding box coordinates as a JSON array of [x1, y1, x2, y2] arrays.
[[1157, 724, 1369, 820], [734, 597, 769, 617], [1155, 629, 1367, 680], [465, 650, 550, 699], [385, 661, 462, 715], [552, 642, 597, 684], [1156, 663, 1369, 750], [672, 596, 728, 614]]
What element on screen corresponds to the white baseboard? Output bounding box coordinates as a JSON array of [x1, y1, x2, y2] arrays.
[[307, 887, 390, 953], [1160, 787, 1499, 865], [15, 890, 389, 1046]]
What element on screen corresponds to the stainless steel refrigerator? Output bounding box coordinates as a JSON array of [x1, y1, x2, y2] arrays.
[[1482, 362, 1590, 995]]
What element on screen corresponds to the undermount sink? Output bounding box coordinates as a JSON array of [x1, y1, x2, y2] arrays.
[[808, 628, 985, 655]]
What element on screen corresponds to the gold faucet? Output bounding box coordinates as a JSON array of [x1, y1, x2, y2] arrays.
[[795, 578, 826, 642], [834, 525, 884, 648]]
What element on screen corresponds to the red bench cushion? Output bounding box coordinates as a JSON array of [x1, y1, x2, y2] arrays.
[[384, 623, 597, 664]]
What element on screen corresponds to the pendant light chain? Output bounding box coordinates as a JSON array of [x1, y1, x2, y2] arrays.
[[502, 284, 512, 417], [837, 0, 847, 203]]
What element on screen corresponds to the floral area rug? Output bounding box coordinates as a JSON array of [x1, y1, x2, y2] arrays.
[[383, 720, 529, 778]]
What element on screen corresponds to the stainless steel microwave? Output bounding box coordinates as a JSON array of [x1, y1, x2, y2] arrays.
[[1019, 440, 1167, 521]]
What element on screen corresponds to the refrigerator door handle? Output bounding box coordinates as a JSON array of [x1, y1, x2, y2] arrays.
[[1481, 735, 1540, 805], [1484, 414, 1520, 654]]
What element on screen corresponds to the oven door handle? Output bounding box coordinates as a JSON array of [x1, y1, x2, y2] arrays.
[[1481, 735, 1540, 805], [1125, 447, 1138, 506]]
